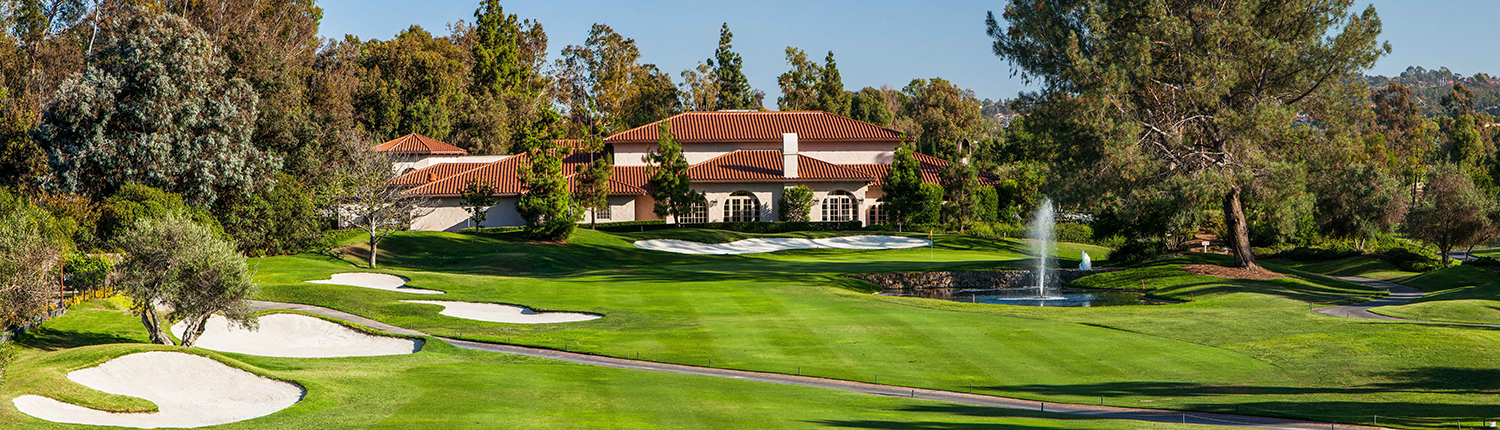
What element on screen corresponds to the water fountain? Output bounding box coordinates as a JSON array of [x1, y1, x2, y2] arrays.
[[1079, 251, 1092, 270], [1029, 198, 1059, 299]]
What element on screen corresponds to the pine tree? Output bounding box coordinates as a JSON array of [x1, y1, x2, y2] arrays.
[[471, 0, 541, 98], [709, 23, 756, 110], [645, 120, 704, 222], [879, 142, 924, 230], [817, 51, 851, 116], [575, 137, 614, 229], [516, 111, 578, 241]]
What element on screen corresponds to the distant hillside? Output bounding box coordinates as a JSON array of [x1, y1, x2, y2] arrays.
[[1363, 66, 1500, 116]]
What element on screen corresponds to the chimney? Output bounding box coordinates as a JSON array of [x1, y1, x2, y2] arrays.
[[782, 133, 798, 178]]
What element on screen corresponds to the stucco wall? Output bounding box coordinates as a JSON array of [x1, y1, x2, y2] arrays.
[[410, 197, 525, 232]]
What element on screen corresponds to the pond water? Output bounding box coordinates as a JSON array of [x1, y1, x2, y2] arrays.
[[886, 288, 1172, 307]]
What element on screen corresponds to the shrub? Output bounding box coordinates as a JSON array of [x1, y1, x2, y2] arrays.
[[213, 174, 326, 256], [1464, 256, 1498, 268], [975, 186, 999, 222], [1383, 245, 1445, 272], [777, 186, 813, 222], [1275, 247, 1362, 262], [1056, 223, 1093, 244], [1110, 240, 1168, 265], [967, 222, 995, 238], [63, 254, 112, 290], [98, 184, 220, 243]]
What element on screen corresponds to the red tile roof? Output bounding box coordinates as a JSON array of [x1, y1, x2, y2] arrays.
[[605, 111, 910, 144], [390, 162, 487, 188], [686, 150, 874, 183], [403, 155, 525, 197], [372, 133, 468, 155]]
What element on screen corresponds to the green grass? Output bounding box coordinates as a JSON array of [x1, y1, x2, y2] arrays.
[[10, 229, 1500, 429], [3, 300, 1215, 430], [1397, 265, 1498, 292], [1266, 257, 1418, 281]]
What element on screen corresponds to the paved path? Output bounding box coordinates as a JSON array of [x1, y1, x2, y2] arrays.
[[250, 300, 1389, 430], [1310, 277, 1500, 328]]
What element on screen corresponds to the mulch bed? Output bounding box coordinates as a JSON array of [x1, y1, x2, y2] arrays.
[[1182, 264, 1288, 280]]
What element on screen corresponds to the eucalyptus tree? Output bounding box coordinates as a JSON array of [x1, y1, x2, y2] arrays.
[[987, 0, 1388, 269], [37, 9, 276, 204]]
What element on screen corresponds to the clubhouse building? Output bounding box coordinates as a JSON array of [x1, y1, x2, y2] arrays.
[[384, 111, 983, 232]]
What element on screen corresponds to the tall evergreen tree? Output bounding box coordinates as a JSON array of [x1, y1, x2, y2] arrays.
[[850, 87, 894, 126], [879, 142, 924, 230], [471, 0, 543, 99], [575, 138, 613, 228], [987, 0, 1388, 270], [709, 23, 756, 110], [516, 111, 578, 241], [816, 51, 851, 116], [644, 120, 703, 223]]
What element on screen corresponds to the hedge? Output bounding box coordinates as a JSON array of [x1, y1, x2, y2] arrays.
[[467, 220, 866, 234]]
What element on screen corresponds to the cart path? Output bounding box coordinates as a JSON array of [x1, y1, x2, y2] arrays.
[[249, 300, 1391, 430], [1311, 277, 1500, 328]]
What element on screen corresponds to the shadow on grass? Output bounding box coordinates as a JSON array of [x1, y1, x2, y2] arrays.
[[812, 399, 1500, 429], [16, 327, 141, 351], [984, 366, 1500, 399]]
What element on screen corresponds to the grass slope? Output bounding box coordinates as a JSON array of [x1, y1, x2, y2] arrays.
[[10, 230, 1500, 428], [3, 300, 1208, 430]]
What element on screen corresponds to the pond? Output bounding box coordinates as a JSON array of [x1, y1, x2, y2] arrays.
[[884, 288, 1173, 307]]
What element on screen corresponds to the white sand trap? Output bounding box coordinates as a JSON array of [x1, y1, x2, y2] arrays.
[[402, 300, 601, 324], [12, 351, 302, 428], [306, 272, 443, 294], [633, 235, 932, 255], [170, 314, 421, 358]]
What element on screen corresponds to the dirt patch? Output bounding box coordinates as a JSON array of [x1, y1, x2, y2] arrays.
[[1183, 264, 1288, 280]]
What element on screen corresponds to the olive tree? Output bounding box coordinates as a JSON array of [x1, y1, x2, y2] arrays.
[[114, 213, 258, 347]]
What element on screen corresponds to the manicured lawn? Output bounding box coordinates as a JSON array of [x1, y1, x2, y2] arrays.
[[2, 300, 1210, 430], [1397, 265, 1497, 292], [1267, 256, 1419, 281], [9, 230, 1500, 429]]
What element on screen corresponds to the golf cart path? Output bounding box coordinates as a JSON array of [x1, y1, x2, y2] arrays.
[[248, 300, 1390, 430], [1312, 277, 1500, 328]]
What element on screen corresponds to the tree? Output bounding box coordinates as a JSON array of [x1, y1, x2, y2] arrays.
[[620, 65, 682, 129], [555, 24, 680, 135], [114, 213, 258, 347], [987, 0, 1388, 270], [940, 159, 980, 230], [679, 61, 718, 112], [879, 142, 924, 230], [816, 51, 850, 116], [777, 185, 813, 222], [645, 120, 704, 223], [975, 185, 1000, 223], [98, 184, 221, 243], [460, 179, 500, 228], [574, 140, 613, 229], [0, 189, 64, 329], [0, 90, 45, 189], [36, 9, 276, 204], [902, 78, 981, 161], [212, 174, 325, 256], [776, 47, 820, 111], [1310, 163, 1407, 250], [709, 23, 757, 110], [333, 137, 431, 268], [355, 26, 469, 143], [916, 183, 944, 225], [1372, 82, 1437, 205], [1406, 164, 1497, 266], [471, 0, 546, 100], [850, 87, 893, 126], [516, 128, 578, 241]]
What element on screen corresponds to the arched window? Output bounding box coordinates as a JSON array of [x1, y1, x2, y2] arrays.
[[723, 191, 761, 222], [821, 190, 856, 222], [868, 204, 887, 225], [678, 200, 708, 224]]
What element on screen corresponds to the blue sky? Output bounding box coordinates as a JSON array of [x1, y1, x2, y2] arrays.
[[317, 0, 1500, 104]]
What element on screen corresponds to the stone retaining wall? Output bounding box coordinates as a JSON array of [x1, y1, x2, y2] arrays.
[[847, 269, 1115, 293]]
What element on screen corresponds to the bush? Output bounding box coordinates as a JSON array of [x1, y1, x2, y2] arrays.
[[1110, 240, 1168, 265], [967, 222, 995, 238], [1056, 223, 1093, 244], [975, 186, 999, 223], [1275, 247, 1362, 262], [98, 184, 221, 243], [213, 174, 326, 256], [63, 254, 112, 290], [1464, 256, 1498, 268], [579, 220, 669, 232], [1384, 245, 1445, 272], [777, 186, 813, 222]]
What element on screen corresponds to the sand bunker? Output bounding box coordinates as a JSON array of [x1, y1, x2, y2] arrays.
[[13, 351, 302, 428], [402, 300, 601, 324], [633, 235, 932, 255], [170, 314, 421, 358], [306, 272, 443, 294]]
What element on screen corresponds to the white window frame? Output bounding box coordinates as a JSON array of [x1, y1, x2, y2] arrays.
[[723, 192, 761, 222], [821, 190, 856, 222]]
